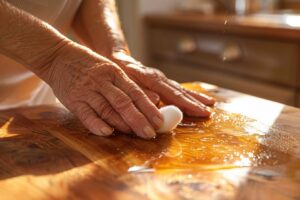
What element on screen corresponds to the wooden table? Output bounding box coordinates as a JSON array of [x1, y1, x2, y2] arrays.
[[0, 83, 299, 200]]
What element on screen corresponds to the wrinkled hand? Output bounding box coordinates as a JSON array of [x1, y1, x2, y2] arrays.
[[112, 52, 215, 117], [41, 43, 163, 139]]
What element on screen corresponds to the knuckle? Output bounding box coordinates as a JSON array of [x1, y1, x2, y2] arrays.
[[127, 113, 144, 125], [173, 90, 185, 98], [109, 64, 123, 76], [150, 93, 160, 104], [146, 90, 159, 100], [147, 68, 166, 80], [148, 79, 161, 91], [148, 71, 161, 81], [112, 66, 126, 84], [96, 62, 113, 71], [152, 92, 160, 100], [114, 95, 132, 110], [89, 96, 115, 120], [169, 79, 181, 88], [113, 65, 123, 74], [100, 105, 114, 120], [90, 62, 120, 80], [127, 85, 144, 100], [78, 107, 91, 123], [146, 71, 166, 90]]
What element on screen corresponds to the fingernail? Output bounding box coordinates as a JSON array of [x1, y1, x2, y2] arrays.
[[153, 116, 163, 128], [205, 106, 212, 112], [100, 127, 113, 136], [143, 126, 156, 139], [195, 105, 211, 117], [208, 97, 216, 105], [203, 106, 212, 116]]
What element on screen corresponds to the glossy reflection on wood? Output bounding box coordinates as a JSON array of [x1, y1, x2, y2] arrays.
[[0, 82, 299, 200]]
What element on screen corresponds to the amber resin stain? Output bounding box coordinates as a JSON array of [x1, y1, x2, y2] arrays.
[[149, 110, 291, 171], [127, 83, 293, 172]]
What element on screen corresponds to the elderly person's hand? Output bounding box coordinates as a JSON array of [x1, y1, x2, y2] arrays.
[[72, 0, 215, 118], [44, 44, 164, 139], [111, 52, 215, 117], [0, 0, 163, 139]]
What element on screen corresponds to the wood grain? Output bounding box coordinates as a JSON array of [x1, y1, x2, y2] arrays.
[[0, 82, 299, 200]]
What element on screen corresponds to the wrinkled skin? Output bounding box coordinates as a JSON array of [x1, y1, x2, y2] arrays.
[[111, 52, 215, 116], [0, 0, 215, 140], [71, 0, 216, 138], [46, 43, 164, 139]]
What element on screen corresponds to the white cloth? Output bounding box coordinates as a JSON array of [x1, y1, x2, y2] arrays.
[[0, 0, 82, 109]]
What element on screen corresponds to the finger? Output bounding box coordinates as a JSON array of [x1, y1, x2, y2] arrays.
[[141, 88, 160, 106], [99, 82, 156, 139], [87, 92, 131, 133], [151, 81, 211, 117], [71, 102, 113, 136], [168, 80, 215, 106], [184, 89, 215, 106], [113, 74, 163, 129]]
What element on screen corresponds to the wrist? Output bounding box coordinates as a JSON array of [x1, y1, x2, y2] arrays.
[[97, 40, 130, 60], [30, 39, 73, 82], [39, 40, 117, 85]]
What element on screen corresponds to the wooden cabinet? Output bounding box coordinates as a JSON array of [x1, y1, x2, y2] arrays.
[[153, 60, 296, 105], [145, 14, 300, 106], [149, 28, 298, 87]]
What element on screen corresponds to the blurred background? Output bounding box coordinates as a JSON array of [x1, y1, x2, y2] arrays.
[[116, 0, 300, 107]]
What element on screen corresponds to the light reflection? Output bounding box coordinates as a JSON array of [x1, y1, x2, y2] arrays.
[[220, 168, 250, 187], [219, 95, 284, 133], [284, 15, 300, 27], [128, 165, 155, 173], [234, 156, 251, 167], [237, 13, 300, 28], [0, 117, 15, 137]]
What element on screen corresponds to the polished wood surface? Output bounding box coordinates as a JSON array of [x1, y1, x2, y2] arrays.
[[145, 13, 300, 42], [0, 82, 299, 200]]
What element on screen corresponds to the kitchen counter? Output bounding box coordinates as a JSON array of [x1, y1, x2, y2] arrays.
[[0, 82, 300, 200], [145, 13, 300, 41]]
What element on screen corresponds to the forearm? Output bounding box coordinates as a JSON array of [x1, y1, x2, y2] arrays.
[[0, 1, 167, 139], [0, 0, 71, 78], [72, 0, 129, 58]]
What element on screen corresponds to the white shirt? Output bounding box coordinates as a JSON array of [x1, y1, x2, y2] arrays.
[[0, 0, 82, 109]]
